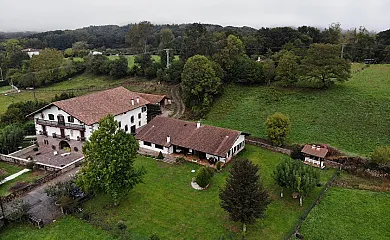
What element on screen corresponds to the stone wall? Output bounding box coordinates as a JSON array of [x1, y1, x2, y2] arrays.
[[245, 137, 292, 156]]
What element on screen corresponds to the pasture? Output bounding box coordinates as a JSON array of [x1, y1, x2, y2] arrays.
[[205, 64, 390, 155], [299, 187, 390, 240]]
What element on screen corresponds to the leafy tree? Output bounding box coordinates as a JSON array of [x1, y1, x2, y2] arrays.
[[76, 115, 146, 205], [165, 60, 184, 83], [159, 28, 174, 49], [0, 39, 29, 77], [196, 166, 211, 188], [231, 55, 264, 84], [126, 21, 154, 52], [273, 159, 320, 206], [181, 23, 215, 60], [301, 43, 351, 88], [220, 158, 270, 234], [371, 146, 390, 165], [109, 56, 128, 78], [321, 22, 342, 44], [214, 34, 246, 81], [30, 48, 64, 72], [262, 59, 276, 85], [0, 124, 25, 154], [276, 51, 300, 86], [85, 55, 110, 75], [266, 112, 290, 146], [64, 48, 74, 58], [181, 55, 222, 117]]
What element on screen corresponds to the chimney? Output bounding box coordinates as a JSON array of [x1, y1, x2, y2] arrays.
[[196, 121, 201, 128], [316, 146, 321, 151], [136, 97, 140, 104], [312, 145, 316, 149], [131, 98, 134, 105], [167, 135, 171, 143]]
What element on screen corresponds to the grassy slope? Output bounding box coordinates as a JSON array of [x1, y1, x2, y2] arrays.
[[82, 145, 333, 240], [205, 64, 390, 156], [300, 187, 390, 240], [1, 216, 115, 240]]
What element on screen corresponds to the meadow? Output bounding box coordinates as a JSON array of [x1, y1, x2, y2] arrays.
[[205, 64, 390, 156], [299, 187, 390, 240]]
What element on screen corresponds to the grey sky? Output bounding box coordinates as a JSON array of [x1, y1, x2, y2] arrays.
[[1, 0, 389, 32]]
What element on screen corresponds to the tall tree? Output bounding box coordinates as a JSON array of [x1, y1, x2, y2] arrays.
[[126, 21, 154, 53], [181, 55, 222, 117], [159, 28, 174, 49], [30, 48, 63, 72], [181, 23, 215, 60], [109, 56, 128, 78], [76, 115, 146, 204], [266, 112, 290, 147], [274, 159, 320, 206], [301, 43, 351, 88], [214, 34, 246, 81], [0, 124, 25, 154], [275, 51, 300, 86], [220, 158, 270, 234]]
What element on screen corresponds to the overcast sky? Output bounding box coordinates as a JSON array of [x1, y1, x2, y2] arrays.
[[1, 0, 389, 32]]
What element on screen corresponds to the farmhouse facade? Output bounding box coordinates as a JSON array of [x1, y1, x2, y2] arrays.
[[28, 87, 159, 152], [136, 116, 246, 163]]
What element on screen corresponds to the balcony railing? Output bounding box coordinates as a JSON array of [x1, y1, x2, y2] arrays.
[[36, 118, 85, 130]]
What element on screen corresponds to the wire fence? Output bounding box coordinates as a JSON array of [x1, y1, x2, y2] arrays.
[[283, 169, 340, 240]]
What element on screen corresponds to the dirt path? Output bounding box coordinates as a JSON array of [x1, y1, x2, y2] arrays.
[[170, 85, 185, 119]]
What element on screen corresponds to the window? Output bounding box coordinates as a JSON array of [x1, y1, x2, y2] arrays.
[[138, 113, 141, 119], [138, 121, 141, 127], [125, 125, 128, 132], [48, 114, 54, 120], [118, 121, 121, 128], [131, 125, 136, 134], [144, 141, 151, 146], [131, 116, 134, 124], [155, 144, 163, 150], [70, 130, 73, 137], [142, 106, 147, 112], [68, 116, 74, 123]]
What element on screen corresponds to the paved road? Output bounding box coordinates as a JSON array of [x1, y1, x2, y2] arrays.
[[5, 167, 79, 224]]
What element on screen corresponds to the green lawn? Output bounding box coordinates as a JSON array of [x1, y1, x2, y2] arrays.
[[1, 216, 115, 240], [205, 64, 390, 156], [107, 55, 161, 68], [0, 162, 45, 196], [300, 187, 390, 240], [80, 145, 334, 239]]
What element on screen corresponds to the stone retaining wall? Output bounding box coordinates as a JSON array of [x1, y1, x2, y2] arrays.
[[245, 137, 292, 156]]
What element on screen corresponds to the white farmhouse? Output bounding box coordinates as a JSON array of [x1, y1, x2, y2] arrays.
[[136, 116, 246, 164], [28, 87, 156, 152], [21, 48, 41, 58]]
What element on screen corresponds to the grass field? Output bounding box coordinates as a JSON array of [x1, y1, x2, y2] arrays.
[[0, 162, 45, 196], [107, 55, 161, 68], [0, 73, 170, 114], [78, 145, 334, 240], [1, 216, 115, 240], [205, 64, 390, 156], [300, 187, 390, 240]]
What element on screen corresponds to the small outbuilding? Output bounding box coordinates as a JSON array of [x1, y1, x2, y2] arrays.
[[301, 144, 328, 169]]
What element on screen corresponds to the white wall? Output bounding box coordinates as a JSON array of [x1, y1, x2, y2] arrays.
[[34, 105, 148, 141], [114, 106, 147, 134], [226, 134, 246, 160], [139, 141, 169, 154], [34, 105, 86, 141]]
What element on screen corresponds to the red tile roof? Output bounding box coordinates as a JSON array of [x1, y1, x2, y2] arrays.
[[137, 93, 168, 104], [301, 145, 329, 158], [53, 87, 150, 125], [136, 116, 242, 157]]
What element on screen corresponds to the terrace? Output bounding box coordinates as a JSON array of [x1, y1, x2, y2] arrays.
[[35, 118, 85, 131]]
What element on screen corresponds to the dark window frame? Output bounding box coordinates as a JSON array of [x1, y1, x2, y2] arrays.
[[48, 114, 54, 120]]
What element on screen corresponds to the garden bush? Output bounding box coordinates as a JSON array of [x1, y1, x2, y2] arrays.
[[196, 167, 211, 188], [157, 151, 164, 160]]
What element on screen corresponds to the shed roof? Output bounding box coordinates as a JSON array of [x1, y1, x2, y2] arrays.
[[301, 145, 329, 158]]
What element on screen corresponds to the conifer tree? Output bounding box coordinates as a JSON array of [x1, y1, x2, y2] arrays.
[[220, 158, 270, 234]]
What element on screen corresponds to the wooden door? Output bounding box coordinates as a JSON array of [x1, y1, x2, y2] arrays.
[[60, 129, 65, 138]]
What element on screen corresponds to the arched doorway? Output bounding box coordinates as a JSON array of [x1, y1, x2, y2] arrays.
[[59, 140, 71, 151]]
